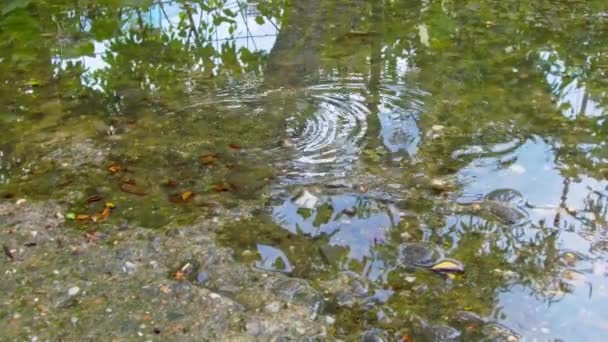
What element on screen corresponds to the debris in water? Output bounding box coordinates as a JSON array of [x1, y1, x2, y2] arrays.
[[119, 182, 147, 196], [200, 154, 219, 165], [431, 259, 465, 273]]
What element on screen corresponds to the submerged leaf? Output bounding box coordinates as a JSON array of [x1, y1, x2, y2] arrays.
[[200, 154, 219, 165], [119, 182, 147, 196], [181, 191, 194, 201], [108, 164, 122, 173]]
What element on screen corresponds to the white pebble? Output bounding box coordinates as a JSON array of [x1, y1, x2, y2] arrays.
[[16, 199, 27, 205], [68, 286, 80, 296], [325, 316, 336, 325], [209, 293, 221, 299]]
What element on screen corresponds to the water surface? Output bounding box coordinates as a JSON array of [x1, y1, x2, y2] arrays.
[[2, 0, 608, 340]]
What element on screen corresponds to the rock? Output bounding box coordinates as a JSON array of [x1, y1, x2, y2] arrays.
[[264, 301, 281, 314], [271, 278, 324, 318], [481, 323, 521, 342], [484, 188, 526, 206], [68, 286, 80, 296], [246, 321, 262, 336], [425, 324, 461, 341], [123, 261, 137, 274], [196, 271, 209, 284], [398, 242, 443, 267], [361, 329, 390, 342]]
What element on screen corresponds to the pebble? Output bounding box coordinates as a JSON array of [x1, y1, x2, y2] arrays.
[[16, 199, 27, 205], [246, 321, 261, 336], [68, 286, 80, 296], [196, 271, 209, 284], [404, 276, 416, 283], [124, 261, 137, 274], [325, 316, 336, 325], [209, 293, 221, 299], [264, 301, 281, 314], [71, 317, 78, 325]]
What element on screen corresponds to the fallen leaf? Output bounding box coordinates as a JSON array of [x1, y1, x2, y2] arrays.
[[181, 191, 194, 201], [84, 231, 104, 243], [76, 214, 91, 222], [172, 262, 194, 281], [119, 182, 147, 196], [161, 179, 178, 188], [211, 183, 236, 192], [200, 154, 218, 165], [86, 194, 103, 204], [66, 212, 76, 220], [105, 202, 116, 209], [108, 164, 122, 173], [91, 207, 112, 222], [431, 259, 464, 273], [228, 143, 241, 150]]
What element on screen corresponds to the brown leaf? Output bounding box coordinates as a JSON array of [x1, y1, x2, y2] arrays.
[[108, 164, 122, 173], [181, 191, 194, 201], [228, 143, 241, 150], [172, 262, 194, 281], [86, 194, 103, 204], [120, 182, 147, 196], [200, 154, 218, 165], [161, 179, 178, 188], [91, 207, 112, 222], [84, 231, 104, 243], [76, 214, 91, 222], [211, 183, 236, 192]]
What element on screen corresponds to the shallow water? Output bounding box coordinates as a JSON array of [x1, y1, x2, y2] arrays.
[[2, 0, 608, 340]]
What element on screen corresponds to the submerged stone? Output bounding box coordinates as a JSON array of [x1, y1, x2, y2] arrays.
[[399, 242, 443, 267]]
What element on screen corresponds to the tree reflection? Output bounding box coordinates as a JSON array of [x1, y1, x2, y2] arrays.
[[2, 0, 608, 339]]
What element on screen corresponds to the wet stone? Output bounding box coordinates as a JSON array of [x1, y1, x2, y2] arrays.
[[424, 324, 461, 342], [360, 329, 390, 342], [398, 242, 443, 267], [271, 278, 324, 318], [484, 188, 526, 206], [481, 323, 521, 342]]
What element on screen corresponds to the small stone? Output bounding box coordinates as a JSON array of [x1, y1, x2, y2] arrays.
[[124, 261, 137, 274], [404, 276, 416, 283], [246, 321, 261, 336], [325, 316, 336, 325], [68, 286, 80, 296], [264, 301, 281, 314], [55, 212, 64, 220], [196, 271, 209, 284], [71, 317, 78, 324], [209, 293, 221, 299], [16, 198, 27, 205]]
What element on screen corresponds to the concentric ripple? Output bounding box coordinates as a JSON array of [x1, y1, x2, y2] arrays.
[[282, 82, 369, 183]]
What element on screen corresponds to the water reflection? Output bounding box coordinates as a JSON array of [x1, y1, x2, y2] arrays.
[[2, 0, 608, 340]]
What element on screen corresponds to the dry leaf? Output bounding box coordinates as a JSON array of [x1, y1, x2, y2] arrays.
[[200, 154, 218, 165], [108, 164, 122, 173], [120, 182, 147, 196]]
